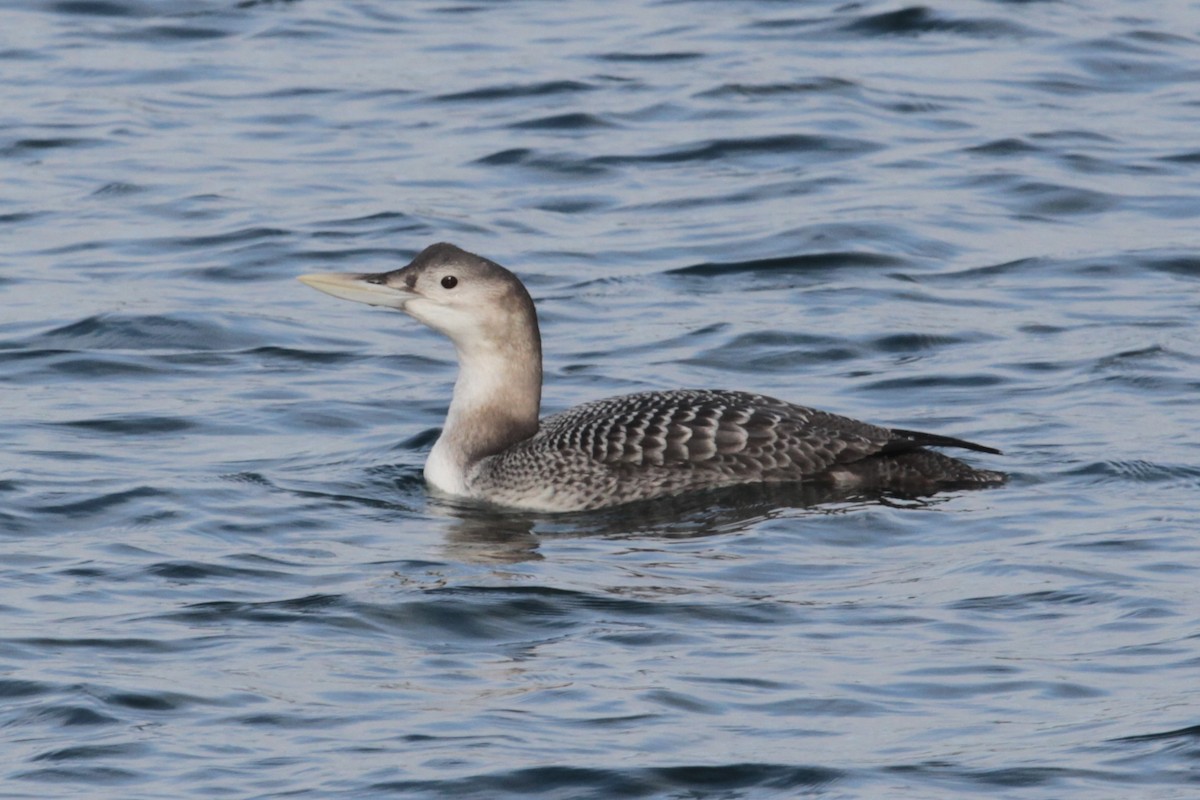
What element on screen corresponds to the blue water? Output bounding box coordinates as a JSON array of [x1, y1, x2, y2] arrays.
[[3, 1, 1200, 797]]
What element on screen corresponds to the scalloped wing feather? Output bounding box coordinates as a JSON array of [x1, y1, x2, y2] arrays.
[[536, 389, 894, 476], [469, 389, 1003, 510]]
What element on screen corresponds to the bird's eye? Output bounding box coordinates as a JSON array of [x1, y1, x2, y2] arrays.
[[441, 275, 458, 289]]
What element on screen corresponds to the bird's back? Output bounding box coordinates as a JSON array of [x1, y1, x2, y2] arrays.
[[466, 389, 1003, 511]]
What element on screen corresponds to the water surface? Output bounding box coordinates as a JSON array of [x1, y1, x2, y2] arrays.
[[3, 1, 1200, 797]]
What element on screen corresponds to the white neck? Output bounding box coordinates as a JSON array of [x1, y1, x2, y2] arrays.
[[424, 337, 542, 496]]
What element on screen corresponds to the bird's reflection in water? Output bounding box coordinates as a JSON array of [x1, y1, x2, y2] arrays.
[[429, 482, 954, 565]]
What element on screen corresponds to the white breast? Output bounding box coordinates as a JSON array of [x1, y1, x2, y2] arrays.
[[424, 437, 471, 496]]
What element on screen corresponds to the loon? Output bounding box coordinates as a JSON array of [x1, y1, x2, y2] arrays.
[[298, 243, 1004, 512]]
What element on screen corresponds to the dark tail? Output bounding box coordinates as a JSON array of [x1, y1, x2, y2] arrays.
[[885, 427, 1003, 456]]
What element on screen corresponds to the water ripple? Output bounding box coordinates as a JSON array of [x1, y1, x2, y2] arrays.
[[4, 1, 1200, 797], [370, 763, 844, 798], [840, 6, 1042, 39]]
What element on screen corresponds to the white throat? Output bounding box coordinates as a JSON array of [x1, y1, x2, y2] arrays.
[[423, 337, 541, 497]]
